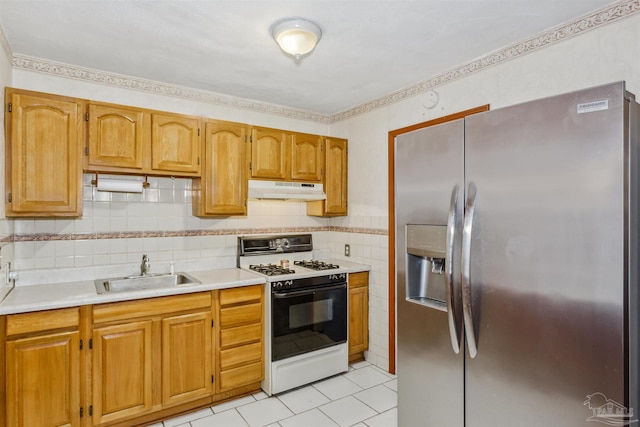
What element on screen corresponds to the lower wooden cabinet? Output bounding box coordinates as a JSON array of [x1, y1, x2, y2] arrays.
[[6, 331, 81, 427], [91, 293, 212, 425], [2, 308, 81, 427], [92, 320, 153, 424], [1, 287, 264, 427], [349, 272, 369, 363], [161, 311, 213, 405], [216, 285, 264, 395]]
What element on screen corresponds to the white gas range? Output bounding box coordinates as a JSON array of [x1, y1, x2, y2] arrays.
[[237, 234, 349, 395]]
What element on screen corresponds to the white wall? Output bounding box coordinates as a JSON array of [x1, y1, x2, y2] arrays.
[[0, 25, 14, 293], [329, 12, 640, 371]]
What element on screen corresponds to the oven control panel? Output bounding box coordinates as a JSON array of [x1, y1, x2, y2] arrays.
[[273, 280, 294, 290]]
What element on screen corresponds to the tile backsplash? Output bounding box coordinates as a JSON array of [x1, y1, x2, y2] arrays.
[[12, 174, 331, 272]]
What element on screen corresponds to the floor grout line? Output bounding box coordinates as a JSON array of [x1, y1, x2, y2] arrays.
[[161, 362, 397, 427]]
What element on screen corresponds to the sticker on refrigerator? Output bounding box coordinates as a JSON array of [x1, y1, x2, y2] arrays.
[[577, 99, 609, 114]]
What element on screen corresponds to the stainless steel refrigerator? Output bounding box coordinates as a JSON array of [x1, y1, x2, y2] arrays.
[[395, 82, 639, 427]]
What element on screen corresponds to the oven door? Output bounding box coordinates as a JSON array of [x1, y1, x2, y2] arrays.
[[271, 282, 347, 361]]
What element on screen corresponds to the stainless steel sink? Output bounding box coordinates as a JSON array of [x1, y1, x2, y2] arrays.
[[94, 272, 200, 294]]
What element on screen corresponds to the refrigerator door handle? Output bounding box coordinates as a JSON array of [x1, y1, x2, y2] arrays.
[[445, 184, 461, 354], [462, 182, 479, 358]]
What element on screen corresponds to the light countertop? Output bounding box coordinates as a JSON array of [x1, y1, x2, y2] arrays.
[[0, 268, 265, 315], [0, 260, 370, 316]]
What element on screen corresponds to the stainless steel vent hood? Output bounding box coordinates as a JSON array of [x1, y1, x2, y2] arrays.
[[248, 180, 326, 201]]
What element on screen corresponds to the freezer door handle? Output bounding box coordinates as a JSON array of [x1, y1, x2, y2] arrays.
[[445, 184, 461, 354], [462, 182, 478, 358]]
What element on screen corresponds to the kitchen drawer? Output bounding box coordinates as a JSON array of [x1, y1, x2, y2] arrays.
[[219, 302, 262, 328], [6, 307, 79, 336], [220, 341, 262, 370], [218, 360, 263, 391], [349, 272, 368, 288], [220, 323, 262, 348], [219, 285, 262, 306], [93, 292, 211, 323]]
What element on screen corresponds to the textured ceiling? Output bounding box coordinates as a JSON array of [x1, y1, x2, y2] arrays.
[[0, 0, 621, 115]]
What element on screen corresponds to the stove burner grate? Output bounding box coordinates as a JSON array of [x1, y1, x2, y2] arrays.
[[249, 264, 296, 276], [293, 260, 340, 271]]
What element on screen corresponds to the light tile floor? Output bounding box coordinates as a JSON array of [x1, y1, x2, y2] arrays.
[[150, 361, 397, 427]]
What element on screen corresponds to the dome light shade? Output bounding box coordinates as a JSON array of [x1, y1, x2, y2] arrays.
[[272, 18, 322, 60]]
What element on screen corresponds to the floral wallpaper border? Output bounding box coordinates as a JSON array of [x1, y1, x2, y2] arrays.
[[11, 226, 388, 242], [9, 0, 639, 124]]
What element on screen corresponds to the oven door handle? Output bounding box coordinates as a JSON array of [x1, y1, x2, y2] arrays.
[[272, 283, 347, 298]]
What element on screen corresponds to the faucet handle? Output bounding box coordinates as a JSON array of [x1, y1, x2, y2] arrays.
[[141, 254, 151, 275]]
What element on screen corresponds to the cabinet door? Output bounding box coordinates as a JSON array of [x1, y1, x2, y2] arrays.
[[307, 137, 348, 217], [196, 120, 247, 216], [324, 138, 348, 215], [250, 127, 289, 179], [5, 331, 80, 427], [349, 272, 369, 362], [87, 103, 145, 170], [6, 91, 82, 216], [291, 132, 323, 182], [92, 320, 153, 424], [151, 113, 201, 174], [161, 311, 213, 406]]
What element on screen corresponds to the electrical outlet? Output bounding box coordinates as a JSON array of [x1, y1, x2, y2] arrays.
[[344, 244, 350, 257]]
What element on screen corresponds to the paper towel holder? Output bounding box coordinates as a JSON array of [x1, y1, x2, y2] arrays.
[[91, 173, 150, 190]]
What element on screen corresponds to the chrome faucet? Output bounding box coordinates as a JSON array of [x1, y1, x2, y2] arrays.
[[141, 254, 151, 276]]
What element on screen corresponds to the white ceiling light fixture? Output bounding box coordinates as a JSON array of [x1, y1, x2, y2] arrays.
[[272, 18, 322, 61]]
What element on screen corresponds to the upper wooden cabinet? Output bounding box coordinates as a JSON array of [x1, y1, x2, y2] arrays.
[[250, 126, 289, 180], [87, 102, 146, 170], [290, 132, 323, 182], [308, 137, 348, 216], [151, 113, 201, 174], [85, 101, 201, 177], [193, 120, 248, 217], [249, 128, 324, 183], [5, 88, 83, 217]]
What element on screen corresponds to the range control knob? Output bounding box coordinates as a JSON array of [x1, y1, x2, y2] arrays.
[[285, 280, 293, 289], [273, 281, 283, 290]]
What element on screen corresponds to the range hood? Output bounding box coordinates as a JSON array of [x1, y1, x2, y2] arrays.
[[248, 180, 326, 201]]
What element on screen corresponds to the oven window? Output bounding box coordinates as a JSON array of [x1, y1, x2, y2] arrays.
[[290, 299, 333, 329], [272, 284, 347, 361]]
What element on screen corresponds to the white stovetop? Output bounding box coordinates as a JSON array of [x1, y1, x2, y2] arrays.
[[238, 253, 368, 281]]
